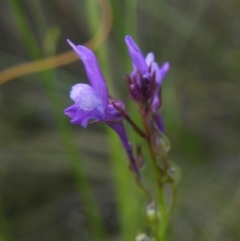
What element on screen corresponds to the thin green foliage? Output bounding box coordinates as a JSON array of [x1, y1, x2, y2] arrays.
[[8, 0, 41, 58], [7, 0, 107, 240]]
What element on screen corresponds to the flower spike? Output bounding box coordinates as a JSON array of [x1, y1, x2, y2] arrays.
[[125, 35, 170, 115]]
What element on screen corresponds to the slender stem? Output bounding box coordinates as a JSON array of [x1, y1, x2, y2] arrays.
[[141, 113, 169, 241], [157, 186, 168, 240], [124, 113, 146, 138], [151, 120, 170, 172], [112, 102, 146, 138], [135, 177, 152, 198], [142, 114, 160, 175]]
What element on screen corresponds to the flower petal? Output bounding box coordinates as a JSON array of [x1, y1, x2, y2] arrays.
[[145, 52, 155, 66], [64, 104, 104, 128], [105, 101, 125, 122], [153, 113, 165, 133], [67, 39, 108, 109], [107, 122, 140, 178], [70, 83, 104, 114], [151, 93, 161, 111], [64, 104, 79, 119], [151, 62, 161, 84], [159, 62, 170, 80], [125, 36, 148, 74], [153, 62, 170, 87]]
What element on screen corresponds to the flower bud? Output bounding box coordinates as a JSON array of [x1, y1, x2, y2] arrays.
[[167, 164, 181, 184], [145, 201, 159, 224], [129, 144, 145, 172], [151, 120, 170, 154], [135, 233, 150, 241]]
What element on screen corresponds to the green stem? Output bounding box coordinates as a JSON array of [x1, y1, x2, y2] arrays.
[[157, 186, 168, 240], [112, 102, 146, 138], [142, 114, 169, 241], [142, 114, 160, 176]]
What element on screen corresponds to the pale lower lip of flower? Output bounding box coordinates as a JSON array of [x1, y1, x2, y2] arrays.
[[70, 83, 101, 111]]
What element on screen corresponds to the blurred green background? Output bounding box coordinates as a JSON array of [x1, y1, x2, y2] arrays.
[[0, 0, 240, 240]]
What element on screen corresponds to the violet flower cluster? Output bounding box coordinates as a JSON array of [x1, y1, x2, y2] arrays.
[[64, 36, 169, 179], [125, 36, 169, 133]]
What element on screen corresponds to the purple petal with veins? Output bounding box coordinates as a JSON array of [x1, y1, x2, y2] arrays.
[[125, 36, 148, 74], [67, 39, 108, 109], [65, 39, 125, 128], [64, 39, 141, 178]]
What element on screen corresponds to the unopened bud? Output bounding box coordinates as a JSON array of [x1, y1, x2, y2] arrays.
[[159, 134, 170, 154], [129, 144, 145, 172], [145, 201, 159, 224], [167, 164, 181, 184], [135, 233, 150, 241], [150, 118, 170, 154]]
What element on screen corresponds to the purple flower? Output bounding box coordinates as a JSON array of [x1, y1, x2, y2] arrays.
[[65, 40, 124, 127], [64, 40, 140, 177], [125, 36, 169, 112], [125, 36, 169, 132]]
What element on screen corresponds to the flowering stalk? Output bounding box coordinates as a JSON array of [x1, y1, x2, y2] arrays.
[[125, 36, 182, 241], [64, 36, 179, 241]]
